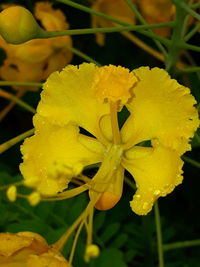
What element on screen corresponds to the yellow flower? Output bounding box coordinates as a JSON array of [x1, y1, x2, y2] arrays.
[[0, 232, 70, 266], [20, 63, 199, 215], [0, 2, 72, 91], [138, 0, 175, 37], [91, 0, 136, 45], [91, 0, 175, 39]]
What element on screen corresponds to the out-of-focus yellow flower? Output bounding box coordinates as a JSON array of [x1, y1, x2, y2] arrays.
[[0, 2, 72, 91], [91, 0, 136, 45], [0, 232, 70, 266], [91, 0, 175, 40], [138, 0, 175, 37], [20, 63, 199, 215]]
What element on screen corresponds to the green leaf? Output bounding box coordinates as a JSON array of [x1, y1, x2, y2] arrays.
[[94, 248, 127, 267]]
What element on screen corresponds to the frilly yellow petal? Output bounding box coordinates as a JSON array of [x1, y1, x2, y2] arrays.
[[122, 145, 183, 215], [20, 115, 104, 195], [27, 250, 70, 267], [122, 67, 199, 153], [37, 63, 111, 141]]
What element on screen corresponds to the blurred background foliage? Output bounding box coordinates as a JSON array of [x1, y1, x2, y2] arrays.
[[0, 0, 200, 266]]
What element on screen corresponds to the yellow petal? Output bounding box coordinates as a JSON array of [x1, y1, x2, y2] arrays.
[[20, 115, 104, 195], [27, 250, 70, 267], [0, 233, 33, 257], [122, 145, 183, 215], [91, 0, 136, 27], [37, 63, 111, 141], [35, 2, 69, 31], [139, 0, 174, 37], [122, 67, 199, 153]]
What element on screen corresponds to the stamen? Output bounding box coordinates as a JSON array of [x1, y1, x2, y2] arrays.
[[110, 101, 121, 145]]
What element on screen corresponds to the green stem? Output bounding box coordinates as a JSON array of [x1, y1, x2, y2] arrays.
[[165, 0, 188, 72], [191, 2, 200, 9], [124, 176, 136, 190], [0, 81, 42, 87], [182, 156, 200, 168], [184, 24, 200, 42], [175, 0, 200, 20], [154, 201, 165, 267], [0, 89, 35, 114], [66, 45, 101, 66], [163, 239, 200, 251], [178, 66, 200, 73], [55, 0, 171, 46], [123, 0, 168, 56], [0, 129, 34, 154], [180, 42, 200, 52], [57, 0, 128, 26], [39, 23, 174, 43]]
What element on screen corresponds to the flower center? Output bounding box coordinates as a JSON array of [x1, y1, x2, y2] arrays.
[[93, 65, 137, 106]]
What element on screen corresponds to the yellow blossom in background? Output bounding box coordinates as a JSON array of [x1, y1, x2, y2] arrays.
[[0, 2, 72, 91], [91, 0, 175, 42], [20, 63, 199, 215], [138, 0, 175, 37], [0, 232, 70, 266], [91, 0, 136, 45]]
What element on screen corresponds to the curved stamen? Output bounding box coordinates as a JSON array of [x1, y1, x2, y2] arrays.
[[110, 101, 121, 145]]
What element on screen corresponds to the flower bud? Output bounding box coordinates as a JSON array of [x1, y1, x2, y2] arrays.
[[0, 6, 42, 44]]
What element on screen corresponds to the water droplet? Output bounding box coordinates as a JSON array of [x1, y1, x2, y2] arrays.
[[142, 202, 149, 210], [154, 190, 161, 196], [135, 194, 141, 199]]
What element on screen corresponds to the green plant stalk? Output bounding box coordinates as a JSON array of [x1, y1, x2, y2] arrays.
[[0, 81, 42, 87], [176, 0, 200, 20], [0, 89, 35, 114], [191, 2, 200, 9], [0, 129, 34, 154], [154, 202, 165, 267], [184, 24, 200, 42], [182, 156, 200, 168], [163, 239, 200, 251], [55, 0, 171, 45], [67, 46, 101, 66], [178, 66, 200, 73], [165, 0, 188, 72], [123, 0, 168, 56], [38, 24, 172, 46]]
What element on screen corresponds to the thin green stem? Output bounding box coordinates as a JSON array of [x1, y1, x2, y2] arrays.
[[66, 45, 101, 66], [0, 129, 34, 154], [0, 89, 36, 114], [165, 0, 188, 72], [0, 81, 42, 87], [124, 176, 136, 190], [182, 156, 200, 168], [55, 0, 171, 46], [175, 0, 200, 21], [123, 0, 168, 56], [154, 201, 164, 267], [181, 42, 200, 52], [184, 24, 200, 42], [178, 66, 200, 73], [163, 239, 200, 251], [57, 0, 128, 26], [39, 23, 174, 43], [191, 2, 200, 9]]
